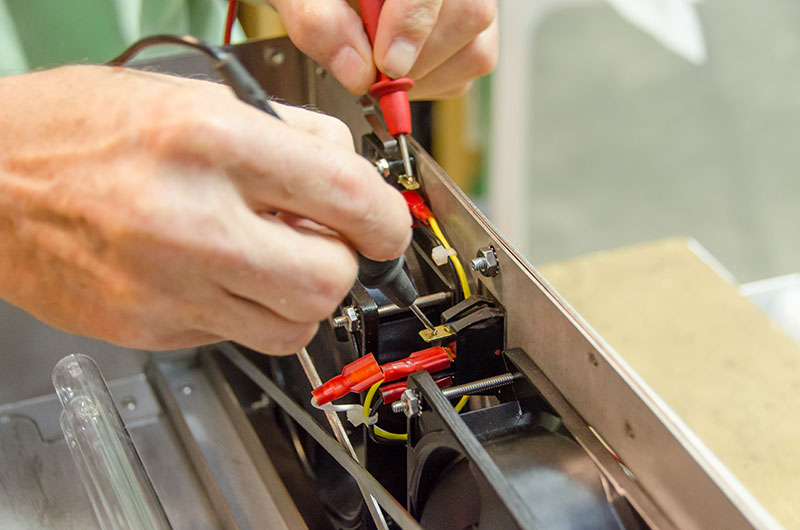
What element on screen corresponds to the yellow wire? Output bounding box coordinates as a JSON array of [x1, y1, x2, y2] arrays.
[[363, 379, 384, 417], [363, 380, 468, 440], [428, 216, 471, 298], [364, 380, 408, 440], [374, 426, 408, 441]]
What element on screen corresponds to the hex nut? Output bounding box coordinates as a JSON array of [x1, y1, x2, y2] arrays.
[[400, 389, 420, 418], [470, 247, 499, 277], [375, 158, 391, 178], [343, 306, 360, 333]]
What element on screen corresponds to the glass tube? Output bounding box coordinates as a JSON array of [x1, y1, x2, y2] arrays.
[[53, 354, 170, 530]]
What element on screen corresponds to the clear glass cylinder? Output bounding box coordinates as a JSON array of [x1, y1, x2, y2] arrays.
[[53, 354, 170, 530]]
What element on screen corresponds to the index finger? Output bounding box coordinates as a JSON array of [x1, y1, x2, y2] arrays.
[[372, 0, 444, 78], [169, 98, 413, 261]]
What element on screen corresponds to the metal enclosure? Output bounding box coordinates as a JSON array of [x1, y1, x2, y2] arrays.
[[0, 37, 779, 529]]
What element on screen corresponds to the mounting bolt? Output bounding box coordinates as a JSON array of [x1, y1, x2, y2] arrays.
[[375, 158, 391, 178], [470, 246, 499, 277], [264, 48, 285, 66], [120, 397, 137, 412], [400, 389, 420, 418], [332, 306, 361, 332]]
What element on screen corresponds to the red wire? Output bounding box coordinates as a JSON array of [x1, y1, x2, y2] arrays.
[[224, 0, 239, 45]]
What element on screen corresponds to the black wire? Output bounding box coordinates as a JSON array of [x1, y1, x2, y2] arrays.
[[367, 426, 406, 446], [107, 34, 281, 120], [107, 34, 227, 65], [368, 393, 384, 417]]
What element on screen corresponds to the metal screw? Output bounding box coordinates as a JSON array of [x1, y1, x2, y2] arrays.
[[392, 372, 521, 413], [264, 48, 285, 66], [121, 397, 137, 412], [400, 389, 420, 418], [332, 292, 449, 329], [375, 158, 390, 178], [332, 306, 361, 332], [470, 247, 499, 277]]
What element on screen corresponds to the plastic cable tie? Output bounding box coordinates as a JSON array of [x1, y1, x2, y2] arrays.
[[431, 245, 457, 266], [311, 398, 363, 415], [346, 408, 379, 427]]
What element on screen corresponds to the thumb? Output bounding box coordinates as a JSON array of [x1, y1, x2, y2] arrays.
[[372, 0, 443, 78], [271, 0, 376, 94]]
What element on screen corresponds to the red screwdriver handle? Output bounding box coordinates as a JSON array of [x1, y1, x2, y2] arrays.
[[358, 0, 413, 137]]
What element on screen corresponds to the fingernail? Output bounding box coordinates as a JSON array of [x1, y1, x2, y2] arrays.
[[330, 45, 370, 93], [382, 38, 417, 78]]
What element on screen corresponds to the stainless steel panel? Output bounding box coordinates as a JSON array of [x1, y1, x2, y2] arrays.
[[150, 355, 306, 530], [0, 375, 219, 529]]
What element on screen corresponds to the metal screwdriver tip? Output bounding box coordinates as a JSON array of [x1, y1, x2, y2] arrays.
[[397, 134, 415, 175], [409, 303, 436, 334]]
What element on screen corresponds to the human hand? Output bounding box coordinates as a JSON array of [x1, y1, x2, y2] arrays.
[[269, 0, 498, 99], [0, 65, 411, 354]]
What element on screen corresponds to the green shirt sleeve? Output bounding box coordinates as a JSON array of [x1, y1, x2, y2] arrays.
[[0, 0, 245, 76]]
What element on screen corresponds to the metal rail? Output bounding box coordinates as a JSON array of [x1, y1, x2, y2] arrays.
[[217, 343, 422, 530]]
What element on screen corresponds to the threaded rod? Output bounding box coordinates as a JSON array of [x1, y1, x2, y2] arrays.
[[392, 372, 521, 413]]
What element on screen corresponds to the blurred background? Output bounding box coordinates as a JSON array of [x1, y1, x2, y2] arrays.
[[485, 0, 800, 284], [243, 0, 800, 283]]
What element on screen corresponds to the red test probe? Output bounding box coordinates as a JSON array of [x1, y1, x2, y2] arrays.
[[359, 0, 418, 189]]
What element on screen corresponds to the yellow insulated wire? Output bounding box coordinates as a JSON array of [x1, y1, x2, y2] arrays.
[[363, 382, 470, 441], [453, 395, 469, 413], [364, 380, 408, 441], [428, 216, 471, 299], [363, 379, 384, 417], [374, 426, 408, 441]]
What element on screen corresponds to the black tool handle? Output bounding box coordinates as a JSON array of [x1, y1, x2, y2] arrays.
[[357, 255, 418, 308], [211, 53, 419, 309]]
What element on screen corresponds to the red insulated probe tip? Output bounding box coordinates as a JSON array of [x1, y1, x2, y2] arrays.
[[358, 0, 414, 138], [359, 0, 416, 184]]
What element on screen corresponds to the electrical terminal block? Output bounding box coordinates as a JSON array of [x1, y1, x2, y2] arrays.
[[419, 324, 456, 343]]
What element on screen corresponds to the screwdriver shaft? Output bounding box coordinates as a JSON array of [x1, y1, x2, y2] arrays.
[[397, 134, 413, 178], [409, 303, 436, 333]]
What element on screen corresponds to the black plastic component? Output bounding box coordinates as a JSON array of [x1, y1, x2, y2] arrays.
[[441, 295, 506, 387], [357, 254, 419, 308], [406, 371, 630, 530]]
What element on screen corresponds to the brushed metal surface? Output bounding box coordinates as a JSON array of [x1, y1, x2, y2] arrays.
[[150, 355, 306, 530], [0, 378, 219, 530]]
